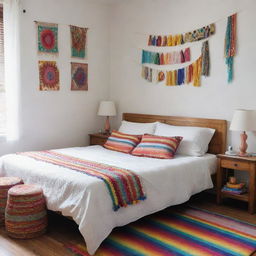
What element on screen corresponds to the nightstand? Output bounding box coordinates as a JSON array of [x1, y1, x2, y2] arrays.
[[89, 133, 109, 146], [216, 154, 256, 214]]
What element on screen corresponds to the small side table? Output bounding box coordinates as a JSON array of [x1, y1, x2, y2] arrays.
[[216, 154, 256, 214], [89, 133, 109, 146]]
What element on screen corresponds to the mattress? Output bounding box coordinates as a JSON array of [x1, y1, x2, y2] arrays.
[[0, 145, 216, 255]]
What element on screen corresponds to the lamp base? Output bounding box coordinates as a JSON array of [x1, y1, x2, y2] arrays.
[[239, 131, 248, 157], [104, 116, 110, 135], [238, 152, 249, 157]]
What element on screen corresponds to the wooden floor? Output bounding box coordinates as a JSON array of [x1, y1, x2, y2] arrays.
[[0, 193, 255, 256]]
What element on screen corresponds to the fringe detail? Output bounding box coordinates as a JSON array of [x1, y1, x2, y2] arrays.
[[202, 41, 210, 76], [148, 23, 215, 47], [144, 54, 202, 86], [224, 13, 237, 83], [142, 48, 191, 65]]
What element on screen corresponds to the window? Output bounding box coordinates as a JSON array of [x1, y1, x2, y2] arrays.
[[0, 4, 5, 135]]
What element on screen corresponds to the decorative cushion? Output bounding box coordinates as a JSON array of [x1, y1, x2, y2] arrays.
[[154, 122, 215, 156], [118, 120, 157, 135], [104, 131, 141, 154], [131, 134, 183, 159]]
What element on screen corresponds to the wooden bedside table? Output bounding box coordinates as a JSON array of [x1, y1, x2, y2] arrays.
[[216, 154, 256, 214], [89, 133, 109, 146]]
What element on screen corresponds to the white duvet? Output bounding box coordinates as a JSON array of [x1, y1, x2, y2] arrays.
[[0, 145, 216, 255]]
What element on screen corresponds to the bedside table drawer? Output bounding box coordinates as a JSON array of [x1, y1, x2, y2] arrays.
[[90, 136, 107, 146], [221, 159, 250, 170]]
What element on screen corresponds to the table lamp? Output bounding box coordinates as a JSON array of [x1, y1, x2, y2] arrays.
[[230, 109, 256, 156], [97, 101, 116, 135]]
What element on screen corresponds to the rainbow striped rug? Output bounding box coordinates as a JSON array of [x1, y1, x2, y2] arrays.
[[65, 206, 256, 256]]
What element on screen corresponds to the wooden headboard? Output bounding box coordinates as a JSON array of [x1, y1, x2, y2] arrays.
[[123, 113, 227, 154]]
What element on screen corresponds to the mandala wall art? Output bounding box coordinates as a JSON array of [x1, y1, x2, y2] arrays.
[[37, 22, 58, 54], [71, 62, 88, 91], [39, 61, 60, 91], [70, 25, 88, 58]]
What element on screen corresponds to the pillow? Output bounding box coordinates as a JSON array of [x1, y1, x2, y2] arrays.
[[154, 122, 215, 156], [118, 120, 157, 135], [104, 130, 141, 154], [131, 134, 183, 159]]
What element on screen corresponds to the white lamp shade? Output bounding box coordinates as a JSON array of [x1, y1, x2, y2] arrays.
[[230, 109, 256, 131], [97, 101, 116, 116]]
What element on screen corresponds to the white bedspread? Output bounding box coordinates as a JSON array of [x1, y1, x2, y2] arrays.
[[0, 145, 216, 255]]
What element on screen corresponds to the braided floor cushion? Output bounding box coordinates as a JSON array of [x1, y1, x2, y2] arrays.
[[5, 184, 47, 239], [0, 177, 23, 225]]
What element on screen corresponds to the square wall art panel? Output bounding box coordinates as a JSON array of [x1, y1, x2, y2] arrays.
[[39, 61, 60, 91], [37, 22, 58, 55], [71, 62, 88, 91]]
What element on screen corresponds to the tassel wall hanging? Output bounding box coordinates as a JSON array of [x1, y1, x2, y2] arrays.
[[148, 23, 215, 47], [224, 13, 237, 83], [142, 40, 210, 87], [201, 40, 210, 76], [142, 48, 190, 65], [142, 55, 202, 86]]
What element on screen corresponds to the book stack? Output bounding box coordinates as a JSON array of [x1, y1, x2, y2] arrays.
[[222, 182, 247, 195]]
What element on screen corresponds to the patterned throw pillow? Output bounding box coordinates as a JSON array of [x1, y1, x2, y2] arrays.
[[104, 131, 141, 154], [131, 134, 183, 159]]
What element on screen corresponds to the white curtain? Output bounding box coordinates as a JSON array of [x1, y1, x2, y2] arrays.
[[3, 0, 20, 141]]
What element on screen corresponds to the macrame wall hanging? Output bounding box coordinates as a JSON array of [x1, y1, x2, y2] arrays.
[[224, 13, 237, 83]]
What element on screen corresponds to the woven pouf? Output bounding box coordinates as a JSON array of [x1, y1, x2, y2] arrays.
[[0, 177, 23, 225], [5, 184, 47, 239]]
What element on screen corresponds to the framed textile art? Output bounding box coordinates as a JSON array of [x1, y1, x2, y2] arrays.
[[37, 22, 58, 54], [71, 62, 88, 91], [39, 61, 60, 91], [70, 25, 88, 58]]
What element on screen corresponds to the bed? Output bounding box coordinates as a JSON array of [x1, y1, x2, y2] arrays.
[[0, 113, 227, 255]]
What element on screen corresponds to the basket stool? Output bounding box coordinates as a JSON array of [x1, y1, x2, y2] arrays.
[[5, 184, 47, 238], [0, 177, 23, 225]]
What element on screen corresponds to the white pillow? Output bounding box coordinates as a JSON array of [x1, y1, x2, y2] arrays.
[[118, 120, 157, 135], [154, 122, 215, 156]]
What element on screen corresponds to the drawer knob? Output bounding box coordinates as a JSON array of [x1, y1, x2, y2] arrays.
[[234, 163, 238, 167]]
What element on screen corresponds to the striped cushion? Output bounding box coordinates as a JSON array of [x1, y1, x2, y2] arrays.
[[131, 134, 183, 159], [104, 131, 141, 154]]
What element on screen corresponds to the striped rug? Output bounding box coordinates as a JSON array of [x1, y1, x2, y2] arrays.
[[65, 206, 256, 256]]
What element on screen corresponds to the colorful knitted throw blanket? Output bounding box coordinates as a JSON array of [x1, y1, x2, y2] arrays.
[[18, 151, 146, 211]]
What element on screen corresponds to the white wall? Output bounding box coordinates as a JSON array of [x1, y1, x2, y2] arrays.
[[109, 0, 256, 153], [0, 0, 110, 155], [2, 0, 256, 156]]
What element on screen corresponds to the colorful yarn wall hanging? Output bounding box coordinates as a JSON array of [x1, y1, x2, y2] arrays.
[[142, 40, 211, 87], [142, 48, 190, 65], [224, 13, 237, 83], [148, 23, 215, 47], [142, 55, 202, 86], [201, 40, 210, 76], [165, 56, 202, 87]]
